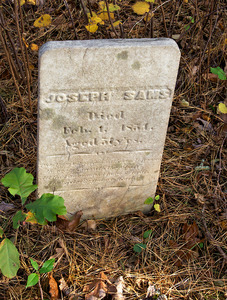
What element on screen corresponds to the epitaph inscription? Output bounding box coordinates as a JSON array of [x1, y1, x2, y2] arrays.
[[38, 39, 180, 219]]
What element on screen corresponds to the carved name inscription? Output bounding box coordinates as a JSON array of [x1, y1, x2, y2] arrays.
[[38, 39, 180, 219], [45, 88, 172, 103]]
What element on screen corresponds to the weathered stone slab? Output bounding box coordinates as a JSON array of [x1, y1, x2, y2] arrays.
[[37, 39, 180, 219]]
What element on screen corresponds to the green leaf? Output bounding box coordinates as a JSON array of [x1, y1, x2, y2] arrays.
[[210, 67, 227, 80], [143, 229, 152, 239], [26, 273, 39, 288], [39, 258, 55, 274], [12, 210, 26, 229], [108, 3, 120, 12], [199, 242, 204, 249], [0, 238, 20, 278], [154, 204, 161, 212], [155, 195, 160, 200], [144, 197, 154, 205], [0, 227, 4, 238], [26, 193, 66, 225], [30, 258, 39, 271], [133, 243, 146, 253], [1, 168, 38, 205]]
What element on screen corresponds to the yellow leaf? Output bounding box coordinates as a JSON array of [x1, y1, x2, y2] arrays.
[[85, 23, 98, 33], [218, 103, 227, 114], [113, 20, 122, 27], [132, 1, 150, 15], [98, 11, 115, 21], [98, 1, 106, 11], [21, 0, 36, 5], [25, 211, 38, 224], [145, 0, 155, 2], [30, 43, 39, 51], [34, 14, 52, 28], [91, 15, 104, 24], [154, 204, 161, 213], [29, 64, 35, 70]]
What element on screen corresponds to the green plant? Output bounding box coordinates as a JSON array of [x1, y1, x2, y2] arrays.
[[26, 258, 55, 288], [184, 16, 194, 31], [0, 168, 67, 278], [144, 195, 161, 212], [210, 67, 226, 80], [133, 229, 153, 253]]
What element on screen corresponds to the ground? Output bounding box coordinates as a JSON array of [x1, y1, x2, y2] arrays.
[[0, 0, 226, 299]]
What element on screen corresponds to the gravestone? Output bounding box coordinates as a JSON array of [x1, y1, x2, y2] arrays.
[[37, 39, 180, 219]]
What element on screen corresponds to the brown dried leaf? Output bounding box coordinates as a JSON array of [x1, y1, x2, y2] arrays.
[[0, 201, 15, 214], [59, 277, 71, 296], [113, 276, 125, 300], [56, 210, 83, 232], [48, 273, 59, 300]]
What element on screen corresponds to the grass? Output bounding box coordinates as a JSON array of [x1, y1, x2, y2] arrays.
[[0, 0, 226, 299]]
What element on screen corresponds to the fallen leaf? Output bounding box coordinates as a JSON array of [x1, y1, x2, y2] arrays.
[[154, 204, 161, 212], [98, 11, 114, 21], [30, 43, 39, 51], [0, 201, 15, 214], [48, 273, 59, 300], [113, 276, 125, 300], [84, 272, 117, 300], [59, 277, 71, 296], [218, 103, 227, 114], [34, 14, 52, 28], [20, 0, 36, 6], [132, 2, 150, 15], [85, 220, 97, 231], [56, 210, 83, 232]]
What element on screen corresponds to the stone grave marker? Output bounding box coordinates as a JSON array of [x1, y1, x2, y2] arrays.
[[37, 38, 180, 219]]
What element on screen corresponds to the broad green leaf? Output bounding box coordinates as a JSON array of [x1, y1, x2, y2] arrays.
[[30, 258, 39, 271], [133, 243, 146, 253], [1, 168, 37, 205], [0, 227, 3, 238], [0, 238, 20, 278], [143, 229, 152, 239], [26, 193, 66, 225], [13, 210, 26, 229], [218, 103, 227, 114], [26, 273, 39, 288], [154, 204, 161, 212], [39, 258, 55, 274], [210, 67, 226, 80], [144, 197, 154, 205]]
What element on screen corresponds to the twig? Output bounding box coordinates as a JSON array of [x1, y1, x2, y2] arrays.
[[201, 205, 227, 263], [38, 278, 44, 300], [15, 0, 32, 112], [63, 0, 78, 39], [149, 3, 154, 38], [79, 0, 89, 23], [0, 26, 25, 112], [104, 0, 119, 37], [159, 0, 168, 37]]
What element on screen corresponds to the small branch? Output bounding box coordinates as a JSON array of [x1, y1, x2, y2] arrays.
[[0, 26, 25, 112], [201, 205, 227, 263], [38, 278, 44, 300], [104, 0, 119, 37], [63, 0, 78, 39]]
